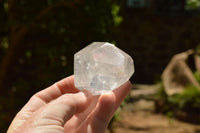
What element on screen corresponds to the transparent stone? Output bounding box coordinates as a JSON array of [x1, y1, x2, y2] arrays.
[[74, 42, 134, 95]]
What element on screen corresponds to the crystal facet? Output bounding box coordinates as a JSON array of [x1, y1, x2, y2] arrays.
[[74, 42, 134, 95]]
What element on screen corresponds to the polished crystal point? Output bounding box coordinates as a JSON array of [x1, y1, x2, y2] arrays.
[[74, 42, 134, 95]]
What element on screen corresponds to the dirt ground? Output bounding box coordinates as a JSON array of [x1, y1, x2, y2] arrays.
[[107, 98, 200, 133], [112, 110, 200, 133]]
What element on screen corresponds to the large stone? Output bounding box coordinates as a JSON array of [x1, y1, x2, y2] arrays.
[[162, 50, 200, 96], [194, 54, 200, 72], [74, 42, 134, 95]]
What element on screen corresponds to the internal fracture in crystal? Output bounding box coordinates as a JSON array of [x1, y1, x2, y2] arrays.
[[74, 42, 134, 95]]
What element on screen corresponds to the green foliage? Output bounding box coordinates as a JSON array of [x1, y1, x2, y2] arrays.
[[156, 83, 200, 124], [111, 3, 123, 26], [185, 0, 200, 10], [156, 70, 200, 123], [166, 111, 174, 125], [194, 71, 200, 83], [0, 37, 8, 49], [168, 86, 200, 112]]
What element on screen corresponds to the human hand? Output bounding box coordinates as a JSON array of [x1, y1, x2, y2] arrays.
[[7, 75, 131, 133]]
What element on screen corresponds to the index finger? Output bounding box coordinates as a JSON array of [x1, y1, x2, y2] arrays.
[[23, 75, 79, 112], [35, 75, 79, 103]]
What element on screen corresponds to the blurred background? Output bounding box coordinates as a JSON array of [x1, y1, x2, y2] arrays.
[[1, 0, 200, 132]]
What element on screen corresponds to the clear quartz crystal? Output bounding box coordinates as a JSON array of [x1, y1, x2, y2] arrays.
[[74, 42, 134, 95]]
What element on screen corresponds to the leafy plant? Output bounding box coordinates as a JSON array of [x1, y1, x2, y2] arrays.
[[185, 0, 200, 10], [168, 85, 200, 112], [166, 111, 174, 125]]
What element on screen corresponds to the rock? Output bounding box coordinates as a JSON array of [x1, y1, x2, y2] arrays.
[[194, 54, 200, 72], [74, 42, 134, 95], [162, 50, 200, 96]]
